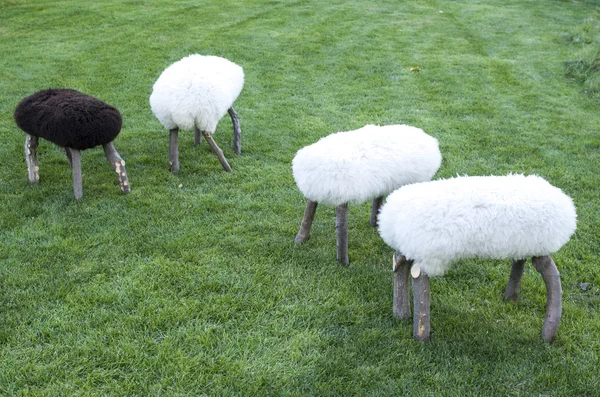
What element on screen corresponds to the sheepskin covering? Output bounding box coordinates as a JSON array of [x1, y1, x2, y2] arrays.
[[149, 54, 244, 132], [14, 89, 122, 150], [292, 124, 442, 206], [378, 174, 577, 276]]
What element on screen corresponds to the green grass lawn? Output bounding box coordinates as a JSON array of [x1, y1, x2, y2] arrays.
[[1, 0, 600, 395]]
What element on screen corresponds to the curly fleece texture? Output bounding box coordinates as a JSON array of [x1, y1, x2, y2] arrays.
[[292, 124, 442, 206], [149, 54, 244, 132], [378, 174, 577, 276], [14, 89, 122, 150]]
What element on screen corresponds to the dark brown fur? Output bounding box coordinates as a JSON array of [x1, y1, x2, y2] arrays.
[[14, 89, 122, 150]]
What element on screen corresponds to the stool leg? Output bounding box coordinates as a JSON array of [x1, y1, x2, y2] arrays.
[[103, 142, 130, 193], [169, 128, 179, 173], [70, 148, 83, 200], [393, 251, 412, 320], [202, 131, 232, 172], [62, 147, 73, 168], [370, 196, 384, 227], [228, 107, 241, 154], [24, 135, 40, 183], [295, 200, 318, 243], [336, 203, 349, 265], [503, 259, 526, 301], [532, 255, 562, 343], [194, 127, 202, 147], [411, 266, 430, 342]]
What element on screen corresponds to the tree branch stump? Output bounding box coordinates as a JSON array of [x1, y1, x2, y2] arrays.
[[169, 128, 180, 173], [24, 135, 40, 183], [503, 259, 526, 301], [532, 255, 562, 343], [370, 196, 384, 227], [202, 131, 232, 172], [295, 200, 318, 243], [70, 148, 83, 200], [103, 142, 130, 193], [411, 266, 430, 342], [228, 107, 241, 154], [194, 127, 203, 147], [393, 251, 412, 320], [336, 203, 349, 265]]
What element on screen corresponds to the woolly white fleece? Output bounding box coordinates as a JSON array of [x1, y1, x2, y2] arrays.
[[150, 54, 244, 132], [292, 125, 442, 206], [378, 174, 577, 276]]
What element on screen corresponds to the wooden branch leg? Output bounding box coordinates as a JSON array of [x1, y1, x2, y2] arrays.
[[295, 200, 318, 243], [336, 203, 349, 265], [532, 255, 562, 343], [24, 135, 40, 183], [70, 148, 83, 200], [194, 127, 202, 147], [370, 196, 384, 227], [393, 251, 412, 320], [202, 131, 232, 172], [503, 259, 526, 301], [169, 128, 180, 173], [103, 142, 130, 193], [228, 107, 241, 154], [62, 147, 73, 168], [411, 266, 430, 342]]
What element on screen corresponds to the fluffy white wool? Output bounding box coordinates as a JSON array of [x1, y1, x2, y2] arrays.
[[292, 125, 442, 206], [150, 54, 244, 132], [378, 174, 577, 276]]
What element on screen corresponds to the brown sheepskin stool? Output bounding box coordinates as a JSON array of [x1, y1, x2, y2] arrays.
[[14, 89, 130, 199]]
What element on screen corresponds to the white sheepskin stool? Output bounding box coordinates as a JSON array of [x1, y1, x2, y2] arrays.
[[150, 54, 244, 173], [292, 124, 442, 265], [377, 174, 577, 343]]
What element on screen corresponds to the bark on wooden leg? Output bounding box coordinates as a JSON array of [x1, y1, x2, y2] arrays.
[[411, 266, 430, 342], [503, 259, 526, 301], [24, 135, 40, 183], [169, 128, 180, 173], [103, 142, 130, 193], [202, 131, 232, 172], [194, 127, 202, 147], [62, 147, 73, 168], [336, 203, 349, 265], [70, 148, 83, 200], [228, 107, 241, 154], [295, 200, 318, 244], [370, 196, 384, 227], [532, 255, 562, 343], [393, 251, 412, 320]]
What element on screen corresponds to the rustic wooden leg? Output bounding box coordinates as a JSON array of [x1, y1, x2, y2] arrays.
[[194, 127, 202, 147], [24, 135, 40, 183], [411, 266, 430, 342], [295, 200, 318, 243], [228, 107, 241, 154], [202, 131, 232, 172], [532, 255, 562, 343], [503, 259, 526, 301], [169, 128, 179, 173], [70, 148, 83, 200], [393, 251, 412, 320], [370, 196, 384, 227], [103, 142, 130, 193], [336, 203, 349, 265], [62, 147, 73, 168]]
